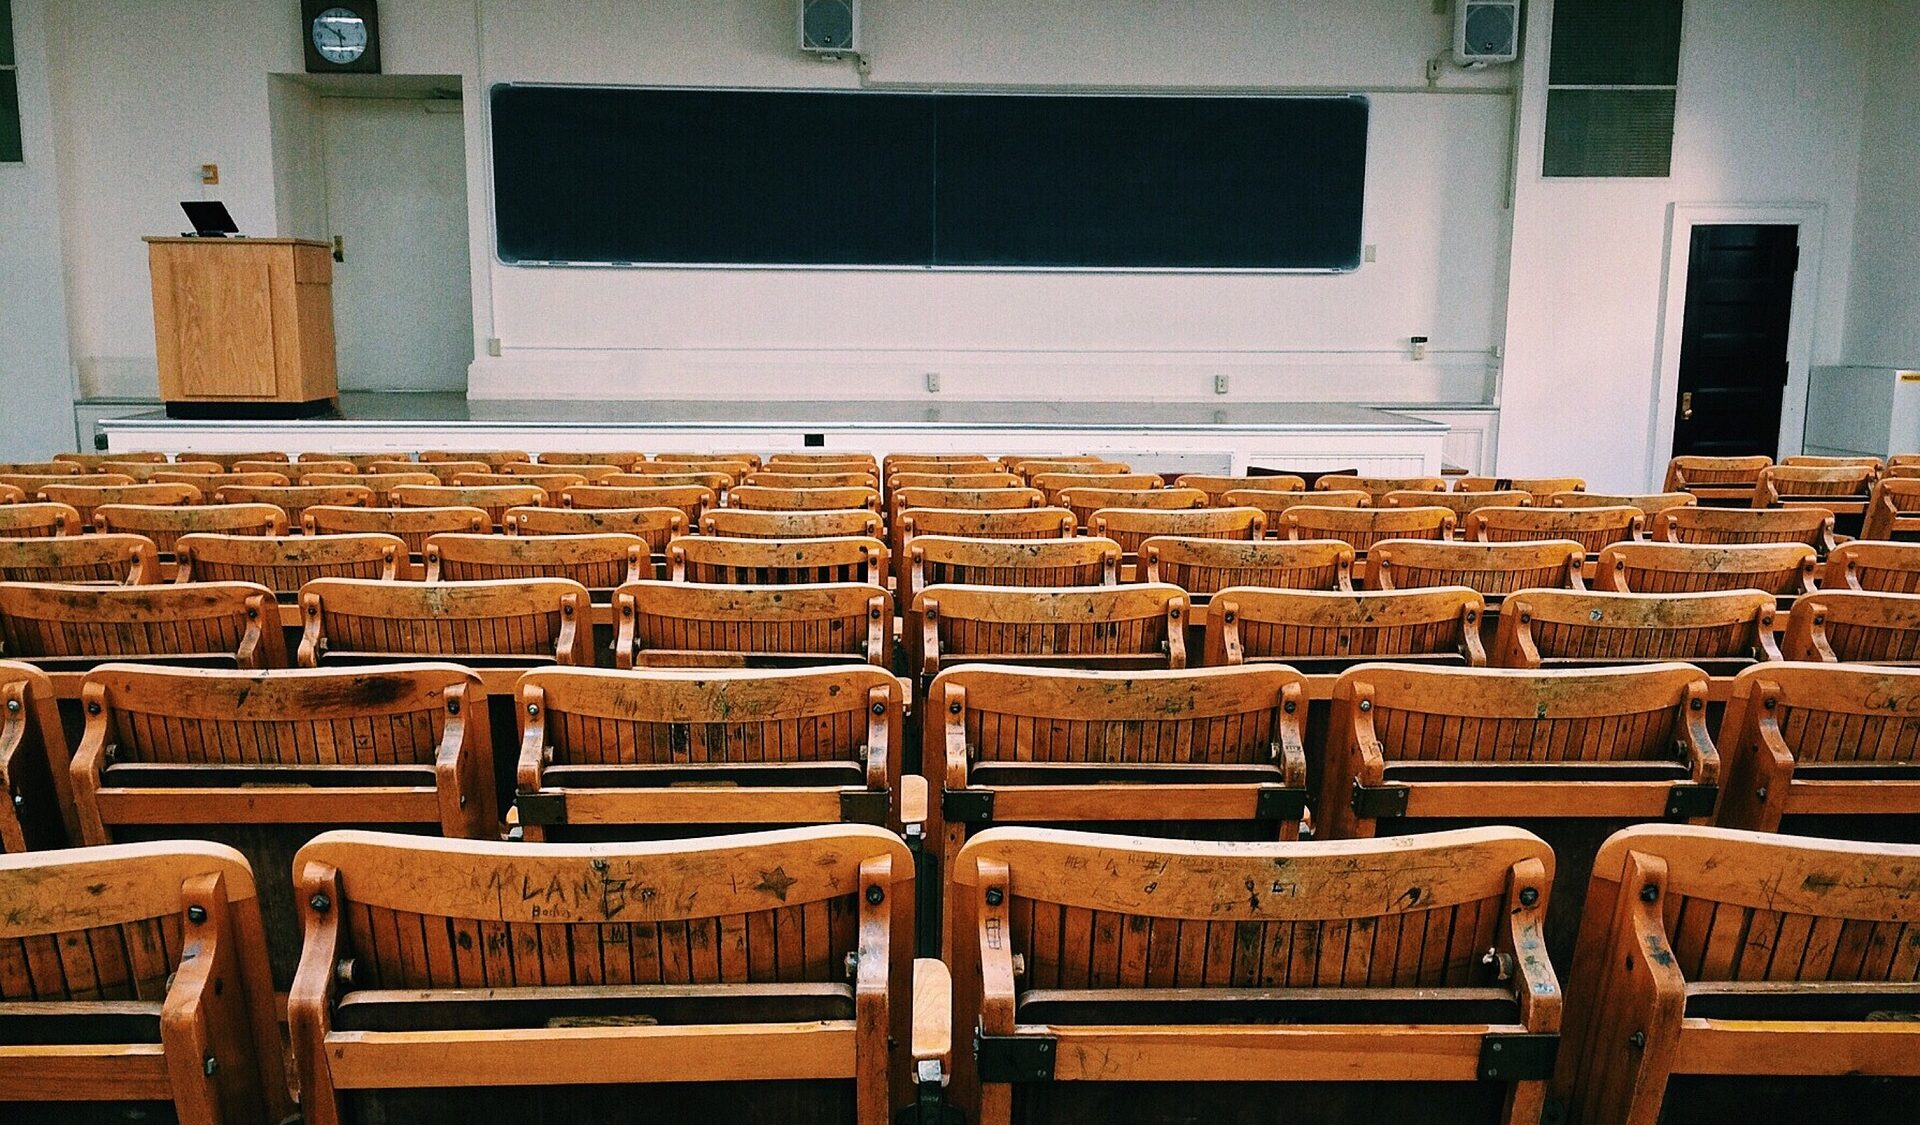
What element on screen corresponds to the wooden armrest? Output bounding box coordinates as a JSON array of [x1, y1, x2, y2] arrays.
[[913, 957, 952, 1076], [900, 774, 929, 827]]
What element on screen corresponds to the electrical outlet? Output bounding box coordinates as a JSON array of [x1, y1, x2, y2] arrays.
[[925, 372, 941, 393], [1214, 374, 1230, 395]]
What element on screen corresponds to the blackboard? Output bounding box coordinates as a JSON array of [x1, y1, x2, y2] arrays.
[[491, 85, 1367, 271]]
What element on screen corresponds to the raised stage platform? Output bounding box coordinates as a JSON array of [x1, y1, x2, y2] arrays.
[[100, 392, 1449, 474]]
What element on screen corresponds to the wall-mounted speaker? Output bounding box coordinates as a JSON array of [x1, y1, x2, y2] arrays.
[[1454, 0, 1521, 66], [800, 0, 860, 56]]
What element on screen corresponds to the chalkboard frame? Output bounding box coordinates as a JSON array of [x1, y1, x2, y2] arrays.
[[489, 83, 1370, 274]]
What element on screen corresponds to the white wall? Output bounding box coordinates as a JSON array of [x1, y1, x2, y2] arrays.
[[1844, 0, 1920, 368], [1499, 0, 1874, 492], [0, 0, 79, 459]]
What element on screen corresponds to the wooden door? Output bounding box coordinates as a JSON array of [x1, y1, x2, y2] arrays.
[[1670, 224, 1799, 458]]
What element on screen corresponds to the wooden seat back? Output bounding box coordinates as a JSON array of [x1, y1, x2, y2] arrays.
[[306, 505, 489, 557], [1823, 539, 1920, 592], [604, 470, 736, 495], [1393, 488, 1531, 523], [0, 533, 160, 586], [1754, 464, 1876, 512], [369, 458, 490, 483], [1716, 663, 1920, 832], [914, 584, 1189, 685], [0, 484, 21, 504], [616, 581, 891, 669], [702, 507, 883, 540], [1655, 504, 1837, 553], [1284, 505, 1454, 553], [1558, 825, 1920, 1125], [1467, 505, 1644, 552], [510, 505, 685, 553], [1595, 540, 1817, 596], [236, 460, 355, 481], [72, 664, 496, 982], [908, 536, 1118, 599], [1032, 473, 1162, 507], [183, 451, 290, 469], [94, 502, 288, 554], [177, 533, 403, 591], [301, 471, 441, 506], [0, 660, 75, 851], [1314, 474, 1446, 503], [216, 484, 374, 529], [2, 471, 131, 497], [1493, 588, 1779, 670], [419, 449, 531, 469], [515, 666, 904, 838], [154, 470, 291, 492], [564, 484, 714, 529], [767, 451, 878, 469], [426, 532, 648, 589], [1371, 538, 1587, 596], [536, 449, 648, 470], [949, 826, 1557, 1122], [746, 470, 882, 491], [898, 507, 1071, 541], [670, 535, 888, 586], [0, 581, 284, 672], [1782, 454, 1882, 470], [652, 450, 763, 471], [892, 487, 1045, 516], [1553, 490, 1695, 512], [504, 461, 625, 483], [296, 452, 392, 469], [1175, 473, 1308, 505], [1223, 488, 1370, 531], [884, 453, 998, 474], [39, 482, 200, 531], [0, 460, 87, 476], [1456, 476, 1586, 504], [100, 460, 225, 482], [393, 484, 544, 529], [1011, 458, 1130, 481], [1088, 504, 1262, 558], [0, 840, 291, 1121], [730, 485, 883, 512], [299, 577, 594, 668], [1060, 487, 1202, 531], [886, 471, 1023, 493], [1783, 589, 1920, 664], [1664, 454, 1772, 502], [55, 451, 168, 468], [1142, 536, 1354, 594], [1860, 476, 1920, 539], [1206, 586, 1486, 670], [639, 455, 758, 480], [453, 470, 590, 492]]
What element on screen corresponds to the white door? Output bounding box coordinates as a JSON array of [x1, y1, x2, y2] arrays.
[[319, 97, 472, 392]]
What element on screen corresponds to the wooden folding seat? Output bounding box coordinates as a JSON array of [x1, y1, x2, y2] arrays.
[[615, 581, 891, 669], [887, 471, 1023, 493], [423, 532, 647, 590], [913, 585, 1189, 699], [1654, 504, 1838, 554], [931, 666, 1312, 946], [1225, 487, 1369, 534], [39, 481, 200, 530], [1031, 472, 1162, 507], [748, 470, 882, 490], [1142, 536, 1354, 594], [1492, 589, 1779, 672], [1322, 664, 1716, 956], [1206, 586, 1486, 670], [154, 471, 290, 494], [394, 483, 544, 529], [218, 482, 375, 528], [1557, 826, 1920, 1125], [896, 506, 1070, 541], [949, 826, 1560, 1125], [1595, 541, 1817, 596], [1715, 663, 1920, 837], [290, 825, 913, 1124], [1553, 489, 1695, 512], [1058, 486, 1198, 533], [892, 486, 1044, 514], [1664, 454, 1772, 504], [0, 660, 77, 851], [237, 458, 357, 480], [1089, 504, 1261, 560], [0, 533, 160, 585], [1285, 504, 1454, 554], [453, 469, 588, 492], [766, 451, 879, 469], [1395, 488, 1532, 525], [653, 450, 763, 470], [670, 535, 887, 586], [603, 468, 736, 494], [536, 450, 647, 470], [1467, 504, 1644, 552], [1860, 476, 1920, 539], [184, 450, 290, 468], [0, 460, 84, 476], [369, 458, 490, 483], [301, 470, 438, 506], [1823, 539, 1920, 592], [515, 666, 905, 837], [702, 506, 882, 540], [55, 451, 167, 468], [0, 581, 285, 674], [1371, 539, 1586, 599], [306, 504, 489, 557], [419, 448, 530, 469], [71, 664, 497, 983], [2, 472, 129, 499], [1457, 476, 1587, 504], [299, 577, 594, 670], [907, 536, 1117, 597], [94, 502, 288, 554], [0, 483, 21, 504], [1172, 473, 1305, 505], [298, 451, 394, 469], [1782, 454, 1882, 470], [0, 840, 292, 1122], [177, 533, 404, 593], [1316, 474, 1446, 503], [732, 485, 884, 512], [104, 460, 225, 481], [0, 501, 78, 538], [509, 506, 686, 558], [565, 483, 714, 527], [1753, 463, 1875, 514], [1782, 588, 1920, 664]]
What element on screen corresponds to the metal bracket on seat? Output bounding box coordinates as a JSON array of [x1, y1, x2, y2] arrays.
[[1255, 786, 1309, 822], [974, 1025, 1056, 1083], [514, 793, 567, 825], [839, 789, 890, 825], [1350, 780, 1410, 819], [1664, 783, 1719, 820], [1478, 1033, 1559, 1081], [942, 787, 995, 824]]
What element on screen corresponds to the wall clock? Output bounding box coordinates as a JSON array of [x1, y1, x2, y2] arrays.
[[302, 1, 381, 74]]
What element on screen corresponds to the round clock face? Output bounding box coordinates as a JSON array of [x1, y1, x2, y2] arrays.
[[311, 7, 369, 64]]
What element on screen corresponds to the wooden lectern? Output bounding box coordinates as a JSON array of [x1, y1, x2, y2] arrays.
[[144, 237, 339, 418]]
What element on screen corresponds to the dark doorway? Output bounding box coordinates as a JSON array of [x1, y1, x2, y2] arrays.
[[1670, 224, 1800, 459]]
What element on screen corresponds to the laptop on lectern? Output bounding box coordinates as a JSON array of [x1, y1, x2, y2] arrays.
[[180, 200, 240, 237]]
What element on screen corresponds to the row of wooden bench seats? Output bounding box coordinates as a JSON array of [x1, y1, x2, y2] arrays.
[[4, 820, 1914, 1124]]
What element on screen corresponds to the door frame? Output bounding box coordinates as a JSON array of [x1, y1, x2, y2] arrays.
[[1647, 201, 1826, 486]]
